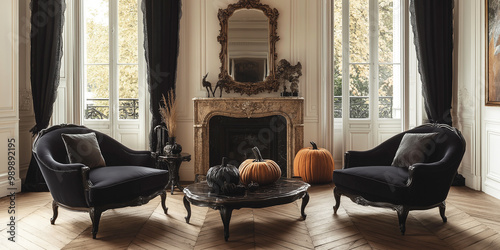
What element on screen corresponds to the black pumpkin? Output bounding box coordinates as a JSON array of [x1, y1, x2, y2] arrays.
[[206, 157, 240, 194]]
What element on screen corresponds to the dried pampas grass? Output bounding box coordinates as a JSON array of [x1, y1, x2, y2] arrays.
[[159, 89, 177, 137]]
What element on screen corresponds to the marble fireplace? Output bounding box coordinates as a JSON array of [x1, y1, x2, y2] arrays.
[[193, 97, 304, 180]]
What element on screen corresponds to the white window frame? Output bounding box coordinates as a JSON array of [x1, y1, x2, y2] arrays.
[[80, 0, 145, 122], [53, 0, 148, 149], [334, 0, 404, 121], [323, 0, 415, 161]]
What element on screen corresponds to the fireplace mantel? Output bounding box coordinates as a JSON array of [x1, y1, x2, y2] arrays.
[[193, 97, 304, 180]]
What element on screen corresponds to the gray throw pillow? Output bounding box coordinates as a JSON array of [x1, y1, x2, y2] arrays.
[[61, 132, 106, 168], [391, 132, 438, 168]]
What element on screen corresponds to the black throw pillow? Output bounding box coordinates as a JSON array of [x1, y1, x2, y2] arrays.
[[61, 132, 106, 168]]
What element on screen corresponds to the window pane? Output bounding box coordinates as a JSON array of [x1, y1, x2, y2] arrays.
[[350, 97, 369, 118], [349, 0, 369, 62], [118, 0, 138, 64], [349, 64, 369, 96], [379, 65, 394, 97], [119, 65, 139, 119], [379, 0, 393, 62], [85, 65, 109, 119], [350, 64, 369, 118], [379, 64, 400, 118], [379, 0, 400, 63], [334, 97, 342, 118], [84, 0, 109, 64]]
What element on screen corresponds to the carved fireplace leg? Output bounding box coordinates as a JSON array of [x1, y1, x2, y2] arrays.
[[333, 187, 341, 214]]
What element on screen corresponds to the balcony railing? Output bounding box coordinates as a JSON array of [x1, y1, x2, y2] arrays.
[[85, 98, 139, 120], [333, 96, 393, 119]]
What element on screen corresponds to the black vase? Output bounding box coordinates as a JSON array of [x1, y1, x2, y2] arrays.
[[154, 124, 168, 155], [164, 137, 182, 155]]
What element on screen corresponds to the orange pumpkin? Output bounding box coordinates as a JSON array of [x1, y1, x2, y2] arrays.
[[239, 147, 282, 185], [293, 141, 334, 184]]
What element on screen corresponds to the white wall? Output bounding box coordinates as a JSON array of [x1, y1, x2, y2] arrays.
[[454, 0, 482, 190], [478, 0, 500, 199], [0, 0, 21, 196], [176, 0, 325, 180], [455, 0, 500, 198]]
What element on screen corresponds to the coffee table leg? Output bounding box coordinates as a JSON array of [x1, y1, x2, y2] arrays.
[[219, 206, 233, 241], [301, 192, 309, 219], [175, 182, 184, 192], [183, 196, 191, 223]]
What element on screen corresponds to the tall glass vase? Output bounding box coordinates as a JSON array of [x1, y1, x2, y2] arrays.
[[164, 137, 182, 155]]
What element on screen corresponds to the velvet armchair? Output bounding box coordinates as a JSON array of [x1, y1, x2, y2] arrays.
[[332, 123, 466, 234], [32, 124, 169, 239]]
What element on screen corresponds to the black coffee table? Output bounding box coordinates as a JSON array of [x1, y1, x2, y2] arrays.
[[182, 178, 310, 241]]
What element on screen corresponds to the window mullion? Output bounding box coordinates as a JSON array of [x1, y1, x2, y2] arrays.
[[110, 0, 118, 129], [342, 0, 349, 120], [370, 0, 379, 121]]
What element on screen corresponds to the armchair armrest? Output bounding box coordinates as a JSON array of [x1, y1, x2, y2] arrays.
[[35, 158, 90, 208], [344, 146, 397, 168], [407, 160, 457, 186], [101, 141, 155, 167], [405, 158, 461, 205]]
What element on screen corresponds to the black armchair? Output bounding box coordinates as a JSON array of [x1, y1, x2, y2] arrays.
[[32, 124, 169, 239], [332, 123, 466, 234]]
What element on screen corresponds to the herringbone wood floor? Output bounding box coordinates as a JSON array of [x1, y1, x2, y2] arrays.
[[1, 183, 500, 249]]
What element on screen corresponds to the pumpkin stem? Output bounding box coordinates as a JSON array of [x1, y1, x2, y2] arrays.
[[310, 141, 318, 150], [251, 147, 264, 162], [221, 157, 227, 166]]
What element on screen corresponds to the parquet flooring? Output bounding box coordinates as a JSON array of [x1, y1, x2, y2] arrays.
[[1, 184, 500, 249]]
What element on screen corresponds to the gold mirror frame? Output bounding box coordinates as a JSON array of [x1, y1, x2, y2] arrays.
[[218, 0, 280, 95]]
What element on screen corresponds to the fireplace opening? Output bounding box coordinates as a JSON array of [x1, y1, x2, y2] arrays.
[[209, 115, 287, 176]]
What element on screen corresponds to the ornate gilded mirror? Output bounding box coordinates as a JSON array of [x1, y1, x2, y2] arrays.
[[218, 0, 280, 95]]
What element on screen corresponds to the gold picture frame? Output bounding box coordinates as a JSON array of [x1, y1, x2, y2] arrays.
[[487, 0, 500, 105]]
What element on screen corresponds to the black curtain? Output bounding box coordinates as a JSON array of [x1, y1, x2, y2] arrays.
[[410, 0, 454, 125], [23, 0, 65, 192], [142, 0, 182, 152]]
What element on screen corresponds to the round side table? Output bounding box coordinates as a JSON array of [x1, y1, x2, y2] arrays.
[[158, 153, 191, 194]]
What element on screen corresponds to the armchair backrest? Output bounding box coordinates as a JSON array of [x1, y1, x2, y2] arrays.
[[346, 124, 466, 171], [396, 124, 465, 169], [33, 124, 152, 167], [368, 123, 465, 167], [34, 124, 100, 166]]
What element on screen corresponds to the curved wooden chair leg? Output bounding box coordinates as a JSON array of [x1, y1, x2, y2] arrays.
[[50, 200, 58, 225], [439, 201, 447, 223], [90, 208, 103, 239], [396, 206, 409, 235], [160, 191, 168, 214], [333, 186, 341, 214]]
